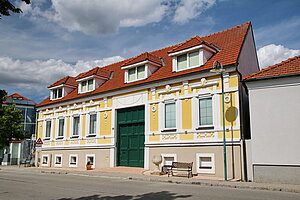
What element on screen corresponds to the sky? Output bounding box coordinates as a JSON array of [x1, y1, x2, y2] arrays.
[[0, 0, 299, 103]]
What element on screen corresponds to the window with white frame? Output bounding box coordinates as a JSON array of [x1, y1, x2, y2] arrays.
[[127, 65, 146, 82], [69, 154, 78, 167], [161, 154, 177, 166], [199, 98, 213, 126], [80, 79, 94, 93], [57, 118, 65, 138], [177, 51, 199, 71], [88, 113, 97, 136], [86, 154, 95, 168], [72, 116, 80, 137], [196, 153, 215, 174], [41, 154, 49, 167], [54, 155, 62, 167], [51, 88, 63, 100], [165, 103, 176, 129], [45, 120, 51, 139]]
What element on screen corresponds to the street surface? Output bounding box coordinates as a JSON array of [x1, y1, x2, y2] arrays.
[[0, 168, 299, 200]]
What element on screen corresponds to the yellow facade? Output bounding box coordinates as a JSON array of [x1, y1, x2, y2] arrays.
[[100, 110, 112, 136], [182, 99, 192, 129], [150, 104, 159, 132]]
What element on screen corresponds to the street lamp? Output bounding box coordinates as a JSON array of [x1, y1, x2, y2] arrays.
[[210, 60, 227, 181]]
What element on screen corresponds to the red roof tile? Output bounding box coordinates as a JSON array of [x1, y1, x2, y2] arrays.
[[244, 55, 300, 80], [48, 76, 77, 88], [38, 22, 251, 107], [121, 52, 162, 67], [168, 36, 213, 53], [75, 67, 111, 80]]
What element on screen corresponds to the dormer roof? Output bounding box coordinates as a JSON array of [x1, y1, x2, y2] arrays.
[[75, 67, 111, 81], [121, 52, 162, 67], [48, 76, 77, 88], [168, 36, 216, 54]]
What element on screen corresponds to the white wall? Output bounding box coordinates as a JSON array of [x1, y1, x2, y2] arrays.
[[247, 76, 300, 165]]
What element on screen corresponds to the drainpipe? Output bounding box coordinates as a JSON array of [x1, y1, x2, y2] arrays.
[[236, 63, 249, 182]]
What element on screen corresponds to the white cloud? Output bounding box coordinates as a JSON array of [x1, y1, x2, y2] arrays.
[[173, 0, 216, 24], [257, 44, 300, 69], [19, 0, 217, 35], [0, 56, 124, 92]]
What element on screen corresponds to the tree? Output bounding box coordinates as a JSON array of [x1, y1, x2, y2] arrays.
[[0, 0, 30, 19], [0, 89, 25, 149]]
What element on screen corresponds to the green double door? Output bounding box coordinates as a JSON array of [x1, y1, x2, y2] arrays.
[[117, 106, 145, 168]]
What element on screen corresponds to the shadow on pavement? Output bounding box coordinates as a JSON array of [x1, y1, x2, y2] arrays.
[[57, 191, 192, 200]]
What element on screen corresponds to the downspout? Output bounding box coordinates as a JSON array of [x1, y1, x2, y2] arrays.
[[236, 63, 249, 182]]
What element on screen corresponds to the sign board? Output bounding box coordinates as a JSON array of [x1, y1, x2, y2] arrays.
[[36, 138, 43, 145]]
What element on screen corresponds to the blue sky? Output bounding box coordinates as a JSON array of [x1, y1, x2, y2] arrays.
[[0, 0, 299, 103]]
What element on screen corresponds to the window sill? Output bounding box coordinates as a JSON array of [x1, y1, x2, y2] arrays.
[[43, 138, 51, 141], [86, 134, 96, 138], [56, 137, 64, 140], [196, 125, 214, 130], [161, 128, 177, 132], [70, 135, 79, 139]]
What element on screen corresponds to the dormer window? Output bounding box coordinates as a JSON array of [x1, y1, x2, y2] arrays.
[[177, 51, 200, 71], [168, 37, 218, 72], [121, 52, 162, 83], [80, 79, 94, 93], [128, 65, 146, 82], [51, 87, 63, 100]]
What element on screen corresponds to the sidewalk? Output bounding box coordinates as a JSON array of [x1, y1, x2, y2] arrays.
[[1, 165, 300, 194]]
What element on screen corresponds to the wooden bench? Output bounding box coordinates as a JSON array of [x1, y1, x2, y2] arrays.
[[168, 162, 193, 178]]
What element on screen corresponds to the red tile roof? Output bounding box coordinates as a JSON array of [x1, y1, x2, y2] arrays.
[[75, 67, 111, 80], [7, 93, 29, 100], [121, 52, 162, 67], [168, 36, 213, 53], [48, 76, 77, 88], [244, 55, 300, 81], [38, 22, 251, 107]]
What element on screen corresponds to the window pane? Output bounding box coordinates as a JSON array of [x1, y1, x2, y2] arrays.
[[199, 98, 213, 126], [58, 88, 63, 98], [88, 79, 93, 90], [16, 107, 26, 122], [46, 121, 51, 137], [81, 81, 87, 92], [128, 68, 136, 81], [89, 114, 97, 134], [26, 108, 35, 123], [165, 103, 176, 128], [137, 65, 145, 79], [71, 156, 77, 164], [189, 51, 199, 67], [73, 116, 80, 136], [87, 156, 94, 165], [53, 89, 57, 99], [56, 156, 61, 164], [58, 119, 64, 137], [177, 54, 187, 70]]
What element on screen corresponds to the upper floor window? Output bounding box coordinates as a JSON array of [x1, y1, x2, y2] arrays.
[[88, 113, 97, 136], [165, 103, 176, 129], [127, 65, 146, 82], [80, 79, 94, 93], [45, 120, 51, 138], [177, 51, 199, 71], [51, 88, 63, 100], [57, 118, 65, 139], [72, 116, 80, 137], [199, 98, 213, 126]]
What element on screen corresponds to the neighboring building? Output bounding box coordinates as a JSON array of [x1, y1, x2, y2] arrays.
[[244, 55, 300, 184], [1, 93, 36, 165], [36, 22, 259, 180]]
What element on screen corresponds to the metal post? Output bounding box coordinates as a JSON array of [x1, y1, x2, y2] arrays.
[[221, 72, 227, 181]]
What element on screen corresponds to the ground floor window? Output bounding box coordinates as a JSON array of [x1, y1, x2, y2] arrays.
[[86, 154, 95, 168], [41, 154, 49, 167], [54, 154, 62, 167], [196, 153, 215, 174], [69, 154, 78, 167], [161, 153, 177, 166]]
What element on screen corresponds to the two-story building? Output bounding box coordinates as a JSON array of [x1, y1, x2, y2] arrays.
[[36, 22, 259, 180]]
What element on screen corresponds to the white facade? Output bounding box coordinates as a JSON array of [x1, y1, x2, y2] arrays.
[[246, 76, 300, 184]]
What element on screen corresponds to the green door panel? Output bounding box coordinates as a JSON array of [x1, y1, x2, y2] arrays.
[[117, 106, 145, 168]]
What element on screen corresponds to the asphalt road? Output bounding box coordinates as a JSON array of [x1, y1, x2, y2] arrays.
[[0, 168, 299, 200]]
